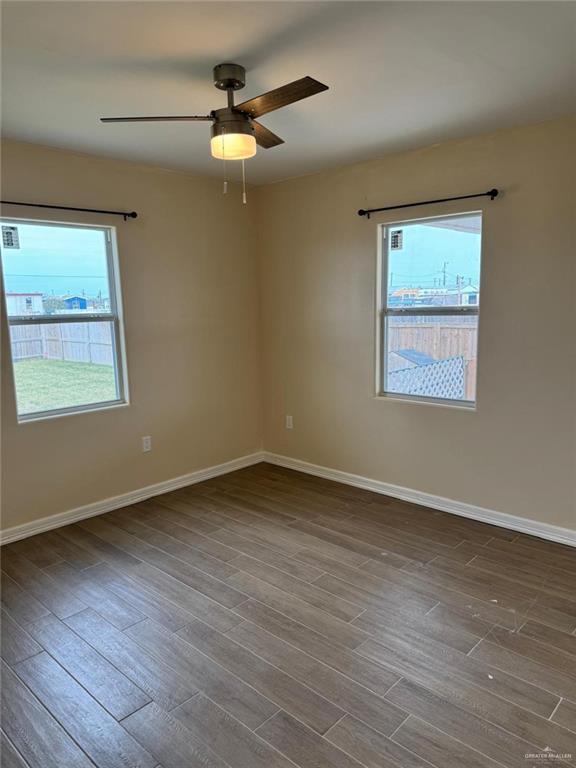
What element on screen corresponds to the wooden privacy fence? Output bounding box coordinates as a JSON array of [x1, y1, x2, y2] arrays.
[[10, 322, 114, 365], [388, 321, 477, 400], [388, 321, 477, 362]]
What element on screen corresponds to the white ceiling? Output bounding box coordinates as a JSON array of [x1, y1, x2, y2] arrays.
[[2, 1, 575, 184]]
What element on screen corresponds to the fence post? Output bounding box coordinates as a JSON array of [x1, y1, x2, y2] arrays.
[[89, 323, 94, 363]]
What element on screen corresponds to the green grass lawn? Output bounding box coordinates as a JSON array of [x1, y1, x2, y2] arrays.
[[13, 358, 118, 415]]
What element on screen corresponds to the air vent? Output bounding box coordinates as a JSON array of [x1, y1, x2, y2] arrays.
[[2, 225, 20, 249], [390, 229, 403, 250]]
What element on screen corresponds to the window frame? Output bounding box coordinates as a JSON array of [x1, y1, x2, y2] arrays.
[[1, 217, 130, 423], [376, 211, 482, 408]]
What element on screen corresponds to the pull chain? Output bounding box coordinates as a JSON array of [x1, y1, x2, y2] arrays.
[[221, 127, 228, 194], [242, 158, 247, 204]]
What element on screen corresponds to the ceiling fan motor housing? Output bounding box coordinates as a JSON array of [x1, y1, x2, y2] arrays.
[[213, 63, 246, 91], [211, 108, 254, 140]]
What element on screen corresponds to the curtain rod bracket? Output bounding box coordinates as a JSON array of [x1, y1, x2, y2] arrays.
[[358, 188, 499, 218]]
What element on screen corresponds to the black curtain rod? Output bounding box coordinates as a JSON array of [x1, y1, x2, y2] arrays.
[[0, 200, 138, 221], [358, 188, 498, 218]]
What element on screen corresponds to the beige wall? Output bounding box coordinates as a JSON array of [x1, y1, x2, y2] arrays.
[[256, 117, 576, 529], [1, 140, 262, 530], [2, 118, 575, 535]]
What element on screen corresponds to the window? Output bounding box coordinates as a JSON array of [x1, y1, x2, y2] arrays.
[[378, 212, 482, 406], [1, 219, 129, 421]]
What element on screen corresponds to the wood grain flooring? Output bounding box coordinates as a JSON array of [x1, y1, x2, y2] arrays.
[[1, 463, 575, 768]]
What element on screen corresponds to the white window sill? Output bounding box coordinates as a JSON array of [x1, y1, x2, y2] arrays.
[[17, 399, 129, 424], [374, 393, 477, 411]]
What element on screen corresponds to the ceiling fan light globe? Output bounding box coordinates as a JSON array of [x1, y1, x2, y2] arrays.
[[210, 133, 257, 160]]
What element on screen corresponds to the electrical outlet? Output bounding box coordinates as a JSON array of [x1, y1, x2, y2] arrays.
[[285, 415, 294, 430], [142, 435, 152, 452]]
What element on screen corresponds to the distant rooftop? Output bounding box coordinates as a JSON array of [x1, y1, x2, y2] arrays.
[[396, 349, 436, 366]]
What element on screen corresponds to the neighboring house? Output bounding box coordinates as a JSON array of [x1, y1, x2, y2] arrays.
[[458, 284, 479, 305], [5, 292, 43, 315], [388, 288, 420, 307], [389, 285, 479, 307], [63, 295, 88, 310]]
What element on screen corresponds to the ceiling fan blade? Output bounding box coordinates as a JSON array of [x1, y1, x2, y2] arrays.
[[252, 120, 284, 149], [235, 76, 328, 118], [100, 115, 214, 123]]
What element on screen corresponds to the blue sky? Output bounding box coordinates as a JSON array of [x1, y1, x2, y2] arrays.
[[1, 221, 110, 297], [387, 222, 481, 291], [1, 218, 481, 299]]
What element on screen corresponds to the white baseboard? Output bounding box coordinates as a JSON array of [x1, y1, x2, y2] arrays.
[[3, 448, 574, 548], [0, 451, 266, 545], [263, 452, 576, 548]]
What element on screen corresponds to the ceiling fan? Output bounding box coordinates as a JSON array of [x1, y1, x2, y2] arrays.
[[100, 63, 329, 162]]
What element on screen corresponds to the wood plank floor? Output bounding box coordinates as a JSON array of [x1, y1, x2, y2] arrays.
[[2, 463, 575, 768]]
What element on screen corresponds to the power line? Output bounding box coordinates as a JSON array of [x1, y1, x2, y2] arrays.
[[4, 273, 107, 279]]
